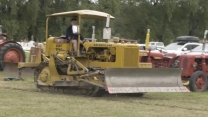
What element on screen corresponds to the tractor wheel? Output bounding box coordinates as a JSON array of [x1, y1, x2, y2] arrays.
[[189, 71, 208, 92], [0, 43, 25, 71]]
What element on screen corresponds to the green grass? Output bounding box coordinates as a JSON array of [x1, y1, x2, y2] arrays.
[[0, 72, 208, 117]]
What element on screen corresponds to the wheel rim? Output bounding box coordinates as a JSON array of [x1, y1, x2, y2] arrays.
[[4, 48, 23, 62], [195, 75, 206, 90]]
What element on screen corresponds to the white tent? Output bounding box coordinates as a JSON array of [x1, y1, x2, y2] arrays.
[[17, 41, 35, 51]]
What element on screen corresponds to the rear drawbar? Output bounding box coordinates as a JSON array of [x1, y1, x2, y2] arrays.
[[3, 62, 35, 78]]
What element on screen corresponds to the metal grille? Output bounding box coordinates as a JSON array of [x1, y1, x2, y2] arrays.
[[123, 47, 138, 67], [180, 58, 189, 69]]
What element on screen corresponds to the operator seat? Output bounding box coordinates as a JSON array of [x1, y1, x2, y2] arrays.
[[53, 36, 73, 54], [54, 35, 85, 55], [54, 36, 69, 43]]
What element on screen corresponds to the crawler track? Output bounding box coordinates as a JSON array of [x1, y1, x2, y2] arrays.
[[34, 62, 107, 97]]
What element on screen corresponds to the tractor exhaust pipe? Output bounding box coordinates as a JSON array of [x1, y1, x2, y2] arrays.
[[202, 30, 208, 53], [103, 15, 111, 42], [92, 26, 96, 42], [145, 29, 150, 51], [106, 15, 110, 28]]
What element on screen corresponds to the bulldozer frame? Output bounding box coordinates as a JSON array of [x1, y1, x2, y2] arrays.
[[4, 10, 189, 96]]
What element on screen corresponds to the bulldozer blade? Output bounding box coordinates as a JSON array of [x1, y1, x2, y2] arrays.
[[3, 62, 35, 77], [105, 68, 189, 93]]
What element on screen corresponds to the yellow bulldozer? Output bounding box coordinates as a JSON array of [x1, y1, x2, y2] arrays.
[[4, 10, 189, 96]]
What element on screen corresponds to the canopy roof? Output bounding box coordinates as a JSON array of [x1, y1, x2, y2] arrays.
[[47, 10, 115, 19]]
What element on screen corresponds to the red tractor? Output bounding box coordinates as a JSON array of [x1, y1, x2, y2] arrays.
[[0, 25, 25, 70], [140, 30, 208, 92], [138, 30, 208, 92], [139, 29, 179, 69], [139, 50, 179, 68], [179, 30, 208, 92]]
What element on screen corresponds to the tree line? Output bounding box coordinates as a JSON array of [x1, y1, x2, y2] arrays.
[[0, 0, 208, 45]]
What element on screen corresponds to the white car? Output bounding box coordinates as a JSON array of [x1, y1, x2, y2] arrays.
[[156, 42, 202, 56]]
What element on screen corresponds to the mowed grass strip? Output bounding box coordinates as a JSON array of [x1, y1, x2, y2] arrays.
[[0, 75, 208, 117]]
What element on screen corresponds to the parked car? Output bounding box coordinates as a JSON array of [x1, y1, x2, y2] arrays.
[[149, 42, 164, 50], [155, 36, 202, 56], [164, 42, 202, 55]]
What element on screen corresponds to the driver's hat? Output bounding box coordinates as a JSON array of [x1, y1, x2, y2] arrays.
[[71, 16, 77, 21]]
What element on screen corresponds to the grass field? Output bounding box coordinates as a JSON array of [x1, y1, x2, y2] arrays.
[[0, 72, 208, 117]]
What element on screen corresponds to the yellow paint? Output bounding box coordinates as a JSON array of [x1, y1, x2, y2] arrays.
[[145, 29, 150, 51], [48, 55, 61, 83], [46, 18, 49, 41], [19, 10, 156, 87], [182, 80, 189, 86], [18, 62, 40, 68], [77, 15, 81, 57]]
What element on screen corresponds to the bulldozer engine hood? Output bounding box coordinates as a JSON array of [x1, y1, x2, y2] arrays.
[[83, 42, 139, 51]]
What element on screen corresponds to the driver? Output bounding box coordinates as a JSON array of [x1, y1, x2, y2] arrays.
[[66, 17, 84, 52]]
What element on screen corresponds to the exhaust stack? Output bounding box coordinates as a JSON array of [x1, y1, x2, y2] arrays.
[[103, 15, 111, 42], [202, 30, 208, 53], [145, 29, 150, 51], [92, 26, 96, 42]]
